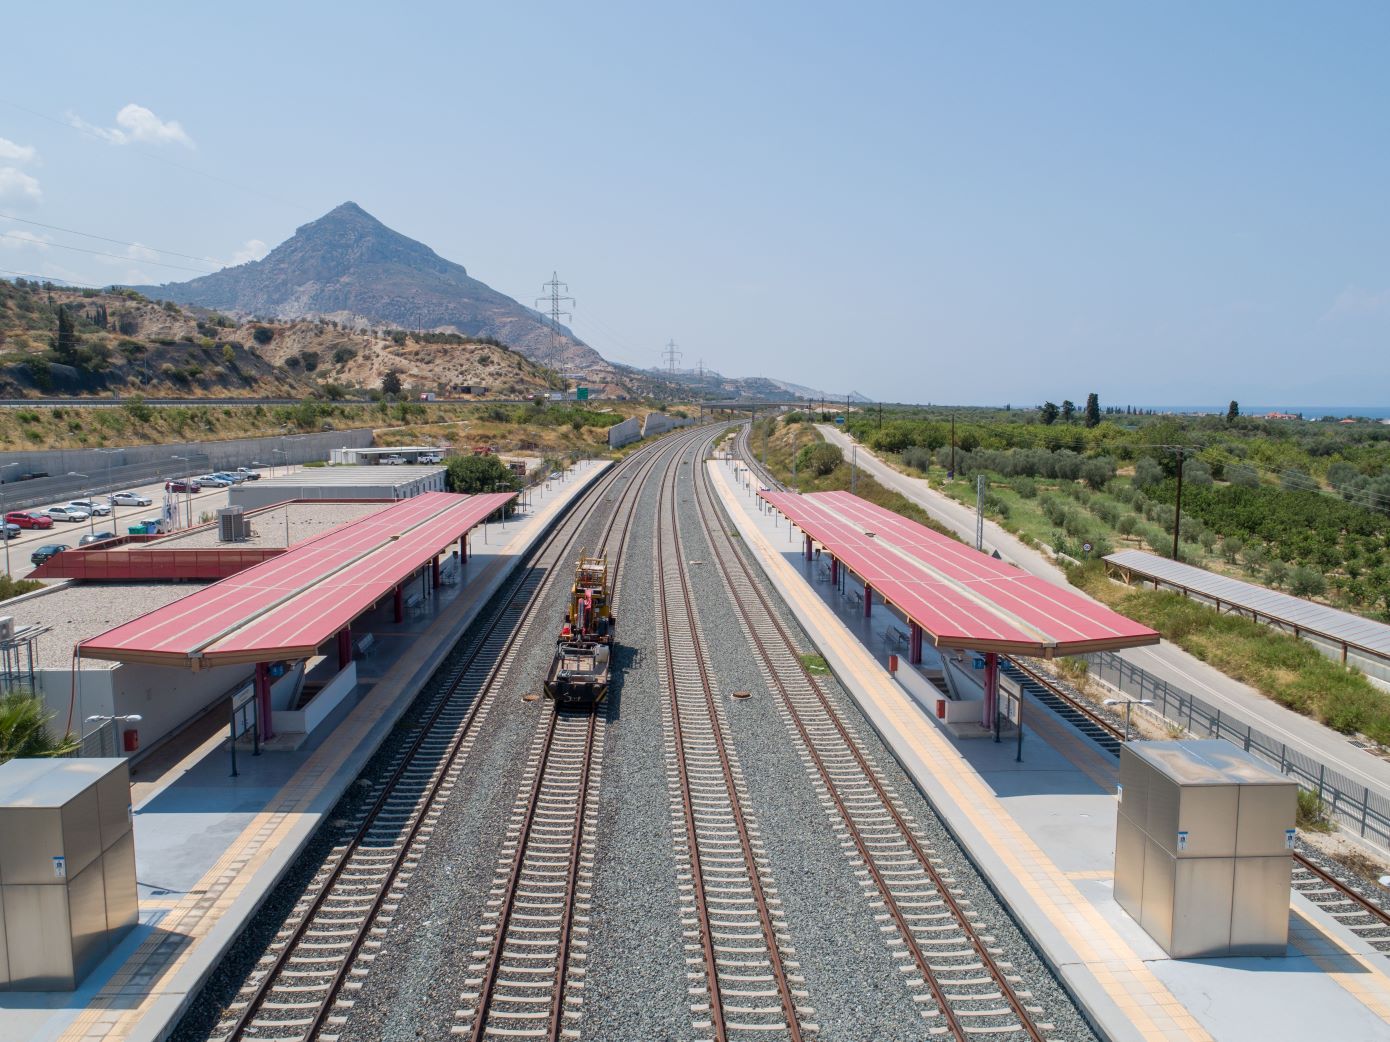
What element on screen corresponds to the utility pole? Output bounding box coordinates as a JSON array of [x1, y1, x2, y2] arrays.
[[663, 339, 682, 377], [1171, 447, 1185, 561], [976, 475, 986, 551], [878, 402, 882, 429], [950, 417, 956, 478], [535, 273, 574, 358]]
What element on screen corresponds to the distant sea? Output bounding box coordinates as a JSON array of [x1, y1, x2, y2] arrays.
[[1149, 405, 1390, 420]]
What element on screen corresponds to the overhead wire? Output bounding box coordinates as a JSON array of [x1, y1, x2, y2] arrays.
[[0, 211, 224, 265], [0, 232, 218, 274]]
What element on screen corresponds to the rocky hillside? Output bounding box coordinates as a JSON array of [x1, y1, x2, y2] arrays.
[[133, 202, 621, 383], [0, 280, 559, 399]]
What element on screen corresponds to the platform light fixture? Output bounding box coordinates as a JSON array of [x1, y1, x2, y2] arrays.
[[1103, 697, 1153, 742]]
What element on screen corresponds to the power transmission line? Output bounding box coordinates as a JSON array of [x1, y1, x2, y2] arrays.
[[536, 272, 575, 357], [0, 211, 225, 265], [0, 231, 217, 274]]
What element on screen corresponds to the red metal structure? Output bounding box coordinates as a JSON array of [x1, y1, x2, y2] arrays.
[[759, 490, 1159, 728], [79, 491, 512, 738]]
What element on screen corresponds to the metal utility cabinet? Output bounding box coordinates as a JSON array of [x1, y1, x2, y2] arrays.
[[0, 758, 137, 990], [1115, 740, 1296, 959]]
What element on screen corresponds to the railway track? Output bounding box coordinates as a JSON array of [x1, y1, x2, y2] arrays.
[[454, 428, 705, 1041], [692, 436, 1052, 1041], [208, 431, 696, 1042], [657, 440, 810, 1041]]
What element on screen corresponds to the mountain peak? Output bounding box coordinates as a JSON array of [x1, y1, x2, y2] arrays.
[[130, 203, 611, 375]]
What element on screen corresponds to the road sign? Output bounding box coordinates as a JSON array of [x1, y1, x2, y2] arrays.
[[576, 387, 589, 401], [834, 416, 845, 425], [1082, 542, 1093, 554]]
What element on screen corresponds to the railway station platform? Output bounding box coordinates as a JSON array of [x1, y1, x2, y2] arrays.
[[708, 458, 1390, 1042], [0, 460, 610, 1042]]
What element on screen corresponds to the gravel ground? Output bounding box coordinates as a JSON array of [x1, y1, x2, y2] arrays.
[[148, 501, 388, 548], [672, 457, 931, 1041], [699, 454, 1102, 1042], [578, 454, 695, 1040]]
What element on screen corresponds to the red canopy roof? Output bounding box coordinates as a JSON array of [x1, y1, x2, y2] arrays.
[[759, 490, 1157, 657], [80, 491, 513, 668]]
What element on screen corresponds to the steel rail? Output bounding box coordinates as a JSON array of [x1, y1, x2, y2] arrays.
[[658, 443, 803, 1042], [218, 435, 678, 1042], [694, 440, 1047, 1041], [461, 429, 702, 1041]]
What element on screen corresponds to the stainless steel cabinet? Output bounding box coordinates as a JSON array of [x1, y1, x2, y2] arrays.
[[1115, 741, 1295, 958], [0, 758, 136, 990]]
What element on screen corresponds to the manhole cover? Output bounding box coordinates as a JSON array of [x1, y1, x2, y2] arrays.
[[732, 690, 751, 700]]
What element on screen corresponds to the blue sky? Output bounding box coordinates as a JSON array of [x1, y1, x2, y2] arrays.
[[2, 2, 1387, 405]]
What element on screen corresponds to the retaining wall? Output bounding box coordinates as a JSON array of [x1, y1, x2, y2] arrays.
[[0, 428, 374, 512], [607, 416, 641, 449]]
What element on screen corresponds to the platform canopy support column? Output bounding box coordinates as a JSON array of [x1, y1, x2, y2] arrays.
[[337, 627, 352, 667], [255, 661, 274, 741], [982, 651, 998, 731], [459, 534, 468, 563], [432, 556, 441, 589], [829, 555, 839, 585], [864, 584, 873, 617], [394, 584, 404, 623], [804, 534, 813, 561], [909, 621, 923, 665]]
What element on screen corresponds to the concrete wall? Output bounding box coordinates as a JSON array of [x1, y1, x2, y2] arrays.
[[607, 416, 641, 449], [640, 412, 693, 438], [0, 428, 375, 513], [36, 659, 255, 755]]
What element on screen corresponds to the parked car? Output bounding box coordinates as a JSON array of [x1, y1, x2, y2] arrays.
[[417, 453, 443, 464], [66, 498, 111, 517], [30, 544, 67, 566], [0, 522, 20, 540], [213, 472, 246, 484], [236, 467, 262, 481], [79, 531, 117, 546], [196, 474, 232, 488], [6, 510, 53, 530], [381, 454, 406, 465], [46, 505, 90, 523], [166, 479, 202, 493], [110, 491, 152, 507]]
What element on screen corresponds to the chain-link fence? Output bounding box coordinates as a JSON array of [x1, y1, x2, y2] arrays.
[[1085, 650, 1390, 851]]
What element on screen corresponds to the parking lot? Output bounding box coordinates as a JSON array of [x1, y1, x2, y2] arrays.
[[2, 466, 303, 581]]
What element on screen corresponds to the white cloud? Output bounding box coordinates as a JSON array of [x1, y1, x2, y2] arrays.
[[0, 138, 37, 164], [1325, 285, 1390, 321], [67, 103, 194, 149], [0, 167, 42, 205], [230, 238, 268, 265]]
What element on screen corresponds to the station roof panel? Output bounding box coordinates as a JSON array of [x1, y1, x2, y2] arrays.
[[759, 489, 1158, 656], [79, 491, 513, 667], [1104, 549, 1390, 658]]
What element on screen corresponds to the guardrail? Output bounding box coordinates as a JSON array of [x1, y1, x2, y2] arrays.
[[1085, 649, 1390, 852]]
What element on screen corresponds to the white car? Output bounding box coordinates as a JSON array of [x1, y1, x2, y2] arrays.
[[47, 505, 90, 523], [66, 499, 112, 517], [110, 491, 152, 507], [417, 453, 443, 464], [381, 455, 406, 465], [198, 474, 233, 487]]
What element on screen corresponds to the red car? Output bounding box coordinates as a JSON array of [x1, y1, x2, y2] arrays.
[[165, 479, 202, 493], [5, 510, 54, 529]]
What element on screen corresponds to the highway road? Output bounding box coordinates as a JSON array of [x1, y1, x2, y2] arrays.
[[2, 466, 302, 580], [816, 423, 1390, 813]]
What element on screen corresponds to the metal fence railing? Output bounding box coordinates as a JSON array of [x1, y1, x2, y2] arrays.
[[1085, 650, 1390, 852], [69, 718, 118, 758]]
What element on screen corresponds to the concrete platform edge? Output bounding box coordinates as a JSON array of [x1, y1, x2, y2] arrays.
[[128, 462, 611, 1042], [706, 461, 1129, 1042]]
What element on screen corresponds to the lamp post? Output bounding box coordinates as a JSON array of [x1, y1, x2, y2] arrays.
[[271, 448, 286, 477], [1104, 697, 1154, 742], [170, 455, 192, 529], [67, 473, 92, 535]]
